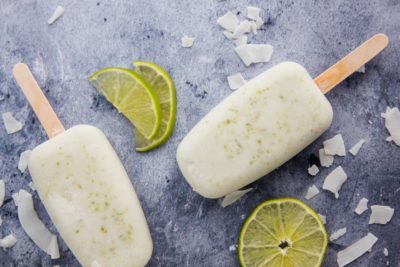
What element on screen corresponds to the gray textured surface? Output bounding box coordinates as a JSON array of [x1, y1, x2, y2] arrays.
[[0, 0, 399, 266]]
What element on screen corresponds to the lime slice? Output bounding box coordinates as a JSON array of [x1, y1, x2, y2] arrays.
[[132, 61, 176, 152], [88, 67, 161, 139], [239, 198, 327, 267]]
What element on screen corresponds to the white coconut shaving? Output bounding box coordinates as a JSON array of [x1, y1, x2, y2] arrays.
[[323, 166, 347, 199], [305, 185, 320, 200], [18, 150, 32, 173], [232, 20, 252, 39], [221, 188, 252, 208], [318, 214, 326, 224], [2, 112, 23, 134], [382, 107, 400, 146], [223, 30, 234, 40], [12, 192, 20, 206], [354, 198, 369, 215], [0, 180, 4, 207], [217, 11, 239, 32], [48, 235, 60, 259], [47, 6, 65, 25], [246, 6, 261, 20], [368, 205, 394, 224], [249, 21, 258, 35], [227, 73, 246, 90], [235, 44, 273, 66], [330, 227, 347, 241], [356, 65, 365, 73], [229, 244, 238, 252], [0, 216, 2, 226], [234, 35, 248, 46], [0, 234, 17, 248], [383, 248, 388, 257], [337, 233, 378, 267], [349, 139, 365, 156], [307, 164, 319, 176], [386, 136, 393, 142], [323, 134, 346, 156], [17, 189, 55, 255], [181, 36, 195, 48], [255, 17, 264, 28], [319, 148, 334, 167], [28, 181, 36, 191], [91, 261, 102, 267]]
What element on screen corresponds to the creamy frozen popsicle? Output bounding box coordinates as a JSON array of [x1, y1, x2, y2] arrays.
[[177, 34, 388, 199], [13, 64, 152, 267]]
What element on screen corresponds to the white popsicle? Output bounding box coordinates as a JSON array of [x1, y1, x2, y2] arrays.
[[13, 63, 152, 267], [177, 34, 388, 199]]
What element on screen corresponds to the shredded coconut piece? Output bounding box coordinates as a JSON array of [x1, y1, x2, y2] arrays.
[[249, 21, 258, 34], [349, 139, 365, 156], [0, 234, 17, 248], [356, 65, 365, 73], [330, 227, 347, 241], [386, 136, 393, 142], [368, 120, 373, 124], [235, 44, 273, 66], [91, 261, 102, 267], [305, 185, 320, 200], [246, 6, 261, 20], [337, 233, 378, 267], [221, 188, 252, 208], [47, 6, 65, 25], [0, 216, 2, 226], [229, 244, 238, 252], [255, 17, 264, 28], [12, 192, 20, 206], [223, 30, 234, 39], [227, 73, 246, 90], [181, 36, 195, 48], [17, 190, 55, 255], [354, 198, 369, 215], [232, 20, 252, 38], [47, 235, 60, 259], [0, 180, 4, 207], [234, 35, 247, 46], [318, 214, 326, 224], [217, 11, 239, 32], [319, 148, 334, 167], [241, 214, 246, 220], [2, 112, 23, 134], [323, 166, 347, 199], [368, 205, 394, 224], [18, 150, 32, 173], [307, 164, 319, 176], [383, 247, 388, 257], [28, 181, 36, 191], [382, 107, 400, 146], [323, 134, 346, 156]]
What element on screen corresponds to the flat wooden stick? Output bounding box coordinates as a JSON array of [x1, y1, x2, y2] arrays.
[[13, 63, 65, 138], [314, 33, 389, 94]]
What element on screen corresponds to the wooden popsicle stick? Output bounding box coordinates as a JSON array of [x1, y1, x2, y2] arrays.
[[314, 33, 389, 94], [13, 63, 65, 138]]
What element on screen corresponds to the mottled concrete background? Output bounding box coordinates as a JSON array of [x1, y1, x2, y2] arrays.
[[0, 0, 399, 266]]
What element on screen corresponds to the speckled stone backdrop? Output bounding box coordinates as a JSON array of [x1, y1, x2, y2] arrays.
[[0, 0, 399, 266]]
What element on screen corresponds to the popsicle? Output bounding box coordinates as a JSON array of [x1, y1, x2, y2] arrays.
[[13, 64, 152, 267], [177, 34, 388, 199]]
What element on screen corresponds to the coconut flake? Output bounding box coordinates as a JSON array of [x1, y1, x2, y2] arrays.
[[181, 36, 195, 48], [221, 188, 252, 208], [337, 233, 378, 267], [382, 107, 400, 146], [386, 136, 393, 142], [17, 189, 54, 254], [47, 6, 65, 25], [232, 20, 252, 39], [349, 139, 365, 156], [383, 247, 388, 257], [12, 192, 20, 206], [330, 227, 347, 241], [91, 261, 102, 267], [18, 150, 32, 173], [368, 205, 394, 224], [319, 148, 334, 167], [234, 35, 248, 46], [223, 30, 234, 40], [229, 244, 238, 252], [246, 6, 261, 20], [249, 21, 258, 34], [354, 198, 369, 215], [47, 235, 60, 259], [0, 234, 17, 248], [28, 181, 36, 191], [2, 112, 23, 134], [322, 166, 347, 199], [235, 44, 273, 66], [0, 216, 2, 226], [217, 11, 239, 32], [305, 185, 320, 200], [0, 180, 4, 207], [255, 17, 264, 28], [307, 164, 319, 176], [323, 134, 346, 156], [227, 73, 246, 90], [318, 214, 326, 224]]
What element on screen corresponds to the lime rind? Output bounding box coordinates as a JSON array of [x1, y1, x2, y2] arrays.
[[88, 67, 162, 140], [238, 198, 328, 267]]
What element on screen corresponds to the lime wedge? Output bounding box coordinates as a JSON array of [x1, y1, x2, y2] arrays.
[[239, 198, 327, 267], [132, 61, 176, 152], [88, 67, 161, 139]]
